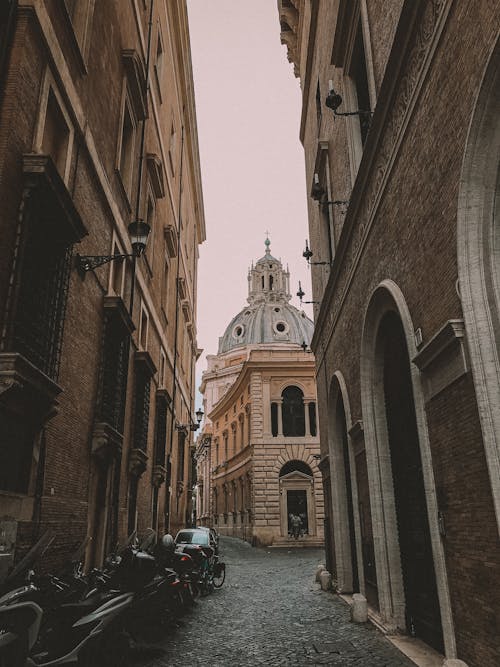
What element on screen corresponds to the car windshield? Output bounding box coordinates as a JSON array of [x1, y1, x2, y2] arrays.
[[176, 531, 209, 545]]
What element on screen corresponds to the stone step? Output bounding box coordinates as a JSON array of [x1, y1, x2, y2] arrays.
[[270, 537, 324, 548]]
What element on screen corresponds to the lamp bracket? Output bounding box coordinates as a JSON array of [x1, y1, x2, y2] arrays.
[[76, 253, 132, 278]]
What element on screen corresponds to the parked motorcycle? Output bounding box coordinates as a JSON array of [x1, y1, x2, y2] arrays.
[[0, 530, 183, 666]]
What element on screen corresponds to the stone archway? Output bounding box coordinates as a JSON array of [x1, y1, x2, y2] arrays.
[[457, 38, 500, 532], [360, 280, 456, 658], [327, 372, 363, 594]]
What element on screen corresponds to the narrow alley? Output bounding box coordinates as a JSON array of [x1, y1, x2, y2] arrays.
[[137, 537, 414, 667]]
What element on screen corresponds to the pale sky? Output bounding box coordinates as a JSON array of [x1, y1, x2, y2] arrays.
[[187, 0, 313, 405]]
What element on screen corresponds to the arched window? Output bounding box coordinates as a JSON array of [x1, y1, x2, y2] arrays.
[[282, 386, 305, 436], [269, 275, 274, 290]]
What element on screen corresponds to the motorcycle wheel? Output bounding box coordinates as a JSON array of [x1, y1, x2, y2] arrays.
[[213, 566, 225, 588]]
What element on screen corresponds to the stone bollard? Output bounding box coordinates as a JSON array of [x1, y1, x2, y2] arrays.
[[315, 564, 325, 582], [319, 570, 331, 591], [443, 661, 469, 667], [350, 593, 368, 623]]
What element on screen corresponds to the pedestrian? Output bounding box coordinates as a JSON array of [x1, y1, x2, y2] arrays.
[[290, 513, 302, 540]]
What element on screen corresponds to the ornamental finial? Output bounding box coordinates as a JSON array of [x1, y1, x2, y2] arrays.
[[264, 231, 271, 255]]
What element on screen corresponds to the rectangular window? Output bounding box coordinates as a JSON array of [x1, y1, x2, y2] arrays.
[[139, 308, 148, 350], [64, 0, 94, 60], [42, 89, 70, 179], [110, 243, 124, 297], [350, 20, 371, 146], [145, 192, 155, 272], [161, 256, 169, 321], [177, 430, 186, 482], [154, 27, 164, 100], [118, 95, 136, 198], [154, 391, 170, 465]]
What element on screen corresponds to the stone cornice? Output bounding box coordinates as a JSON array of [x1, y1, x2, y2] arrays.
[[311, 0, 452, 363]]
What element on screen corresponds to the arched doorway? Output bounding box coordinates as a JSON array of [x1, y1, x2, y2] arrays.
[[457, 38, 500, 531], [360, 281, 455, 657], [279, 460, 315, 539], [380, 311, 443, 651], [327, 375, 361, 594]]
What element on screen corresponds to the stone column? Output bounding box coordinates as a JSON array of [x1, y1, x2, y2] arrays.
[[277, 399, 283, 436], [304, 401, 311, 436]]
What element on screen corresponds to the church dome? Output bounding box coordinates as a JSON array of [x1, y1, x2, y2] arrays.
[[218, 238, 314, 354]]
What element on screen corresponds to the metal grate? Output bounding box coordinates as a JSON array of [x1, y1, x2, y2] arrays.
[[98, 314, 130, 433], [9, 195, 73, 380], [154, 392, 169, 464], [132, 366, 151, 451]]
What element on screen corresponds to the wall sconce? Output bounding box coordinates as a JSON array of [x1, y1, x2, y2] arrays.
[[325, 80, 372, 132], [302, 240, 331, 267], [176, 407, 204, 433], [311, 173, 349, 214], [297, 281, 320, 305], [76, 219, 151, 277]]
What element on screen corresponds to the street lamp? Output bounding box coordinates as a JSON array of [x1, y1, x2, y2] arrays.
[[297, 281, 320, 306], [176, 407, 204, 433], [76, 219, 151, 276]]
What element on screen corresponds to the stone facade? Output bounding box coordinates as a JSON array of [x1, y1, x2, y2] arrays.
[[0, 0, 204, 576], [196, 243, 323, 547], [278, 1, 500, 666]]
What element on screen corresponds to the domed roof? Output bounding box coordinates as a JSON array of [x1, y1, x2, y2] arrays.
[[218, 238, 314, 354], [218, 301, 314, 354]]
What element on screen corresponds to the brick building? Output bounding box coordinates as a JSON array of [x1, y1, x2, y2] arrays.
[[196, 240, 324, 547], [0, 0, 205, 576], [278, 1, 499, 666]]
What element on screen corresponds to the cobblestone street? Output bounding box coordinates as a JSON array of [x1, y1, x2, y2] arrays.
[[136, 537, 414, 667]]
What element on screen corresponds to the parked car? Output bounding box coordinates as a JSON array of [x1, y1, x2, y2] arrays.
[[195, 526, 218, 551], [174, 529, 212, 548]]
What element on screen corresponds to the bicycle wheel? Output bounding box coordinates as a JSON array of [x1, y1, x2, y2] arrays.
[[213, 562, 225, 588]]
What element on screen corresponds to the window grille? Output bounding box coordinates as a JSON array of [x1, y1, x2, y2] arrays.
[[8, 192, 73, 380], [177, 429, 186, 482], [132, 363, 151, 451], [154, 391, 169, 465], [97, 312, 130, 433]]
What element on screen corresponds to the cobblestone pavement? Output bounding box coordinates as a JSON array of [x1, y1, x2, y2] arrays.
[[135, 536, 415, 667]]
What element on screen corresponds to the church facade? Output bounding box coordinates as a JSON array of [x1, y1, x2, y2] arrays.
[[196, 241, 323, 547]]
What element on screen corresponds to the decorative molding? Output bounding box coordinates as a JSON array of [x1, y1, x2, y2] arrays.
[[92, 421, 123, 462], [413, 320, 468, 401], [103, 295, 135, 335], [163, 224, 177, 257], [129, 447, 148, 477], [0, 353, 62, 423], [22, 154, 87, 242], [134, 349, 157, 378], [312, 0, 452, 363]]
